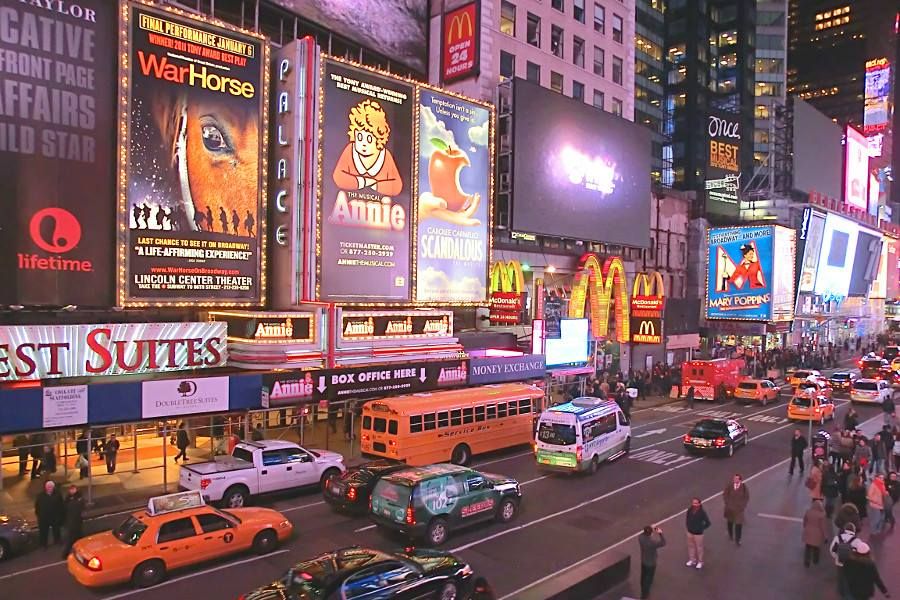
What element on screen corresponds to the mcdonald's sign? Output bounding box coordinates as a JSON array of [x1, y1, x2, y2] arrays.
[[441, 1, 480, 83], [632, 271, 665, 317], [489, 260, 525, 324], [631, 317, 663, 344], [568, 254, 630, 343], [490, 260, 525, 294]]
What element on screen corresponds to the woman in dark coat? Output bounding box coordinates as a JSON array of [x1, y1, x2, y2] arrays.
[[174, 422, 190, 462], [846, 475, 868, 519]]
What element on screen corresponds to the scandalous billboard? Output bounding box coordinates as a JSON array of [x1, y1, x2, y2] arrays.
[[318, 59, 414, 302], [844, 125, 870, 211], [118, 2, 269, 306], [511, 79, 651, 247], [269, 0, 428, 73], [705, 110, 742, 217], [415, 89, 491, 302], [0, 0, 117, 306], [706, 226, 775, 321], [441, 1, 481, 84], [864, 58, 891, 134]]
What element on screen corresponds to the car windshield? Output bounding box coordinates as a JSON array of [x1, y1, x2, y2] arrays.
[[113, 516, 147, 546], [537, 422, 577, 446], [219, 509, 242, 524], [855, 381, 878, 391], [737, 382, 758, 390], [792, 397, 812, 407], [831, 374, 850, 380]]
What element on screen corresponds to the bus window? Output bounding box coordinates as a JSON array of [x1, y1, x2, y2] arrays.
[[498, 403, 508, 418], [388, 420, 398, 435], [475, 406, 486, 422], [582, 420, 599, 443], [462, 408, 474, 424], [437, 411, 450, 428], [374, 417, 387, 433], [363, 416, 372, 430], [598, 414, 616, 435], [424, 413, 436, 431], [450, 409, 462, 426], [508, 402, 518, 416], [518, 399, 531, 413], [410, 415, 423, 433], [486, 404, 497, 419]]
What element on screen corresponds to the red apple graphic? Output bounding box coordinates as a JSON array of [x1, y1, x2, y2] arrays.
[[428, 138, 475, 212]]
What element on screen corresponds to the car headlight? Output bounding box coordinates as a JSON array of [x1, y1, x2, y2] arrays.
[[279, 519, 292, 529], [459, 564, 474, 577]]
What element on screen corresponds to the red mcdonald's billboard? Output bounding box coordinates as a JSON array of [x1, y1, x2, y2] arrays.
[[441, 1, 480, 84]]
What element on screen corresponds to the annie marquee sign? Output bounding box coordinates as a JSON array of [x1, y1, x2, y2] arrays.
[[0, 322, 227, 382]]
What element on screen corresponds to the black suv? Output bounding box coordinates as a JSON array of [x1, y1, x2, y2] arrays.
[[322, 459, 407, 514]]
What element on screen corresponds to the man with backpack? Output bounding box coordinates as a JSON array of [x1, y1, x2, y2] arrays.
[[830, 523, 862, 600]]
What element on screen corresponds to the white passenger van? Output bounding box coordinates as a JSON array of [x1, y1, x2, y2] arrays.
[[534, 397, 631, 474]]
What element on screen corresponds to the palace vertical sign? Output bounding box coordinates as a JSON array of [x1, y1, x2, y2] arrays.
[[441, 1, 480, 84], [630, 272, 665, 344]]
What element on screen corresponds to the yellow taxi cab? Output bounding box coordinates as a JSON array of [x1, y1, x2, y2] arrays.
[[733, 378, 780, 405], [788, 387, 835, 424], [787, 369, 821, 388], [67, 491, 292, 589], [891, 357, 900, 373]]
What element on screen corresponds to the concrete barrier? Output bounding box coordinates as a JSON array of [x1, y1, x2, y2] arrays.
[[517, 551, 630, 600]]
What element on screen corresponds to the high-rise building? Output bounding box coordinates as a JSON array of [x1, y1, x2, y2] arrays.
[[663, 0, 756, 220], [753, 1, 789, 170], [635, 0, 668, 186]]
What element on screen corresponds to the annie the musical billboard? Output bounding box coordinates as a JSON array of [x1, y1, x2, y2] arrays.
[[118, 2, 269, 306]]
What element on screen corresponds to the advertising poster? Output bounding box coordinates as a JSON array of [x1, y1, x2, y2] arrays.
[[705, 110, 742, 218], [43, 385, 89, 429], [441, 1, 480, 83], [416, 89, 491, 302], [844, 126, 870, 211], [141, 376, 230, 418], [119, 3, 269, 305], [814, 213, 858, 299], [798, 208, 826, 293], [706, 226, 774, 321], [864, 58, 891, 134], [313, 360, 468, 401], [319, 60, 414, 302], [0, 0, 117, 306], [770, 226, 796, 322], [887, 238, 900, 300]]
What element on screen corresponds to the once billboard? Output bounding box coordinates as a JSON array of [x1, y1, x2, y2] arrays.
[[118, 2, 269, 305], [416, 89, 491, 302], [318, 59, 414, 302], [705, 110, 742, 217], [844, 125, 870, 211], [792, 99, 842, 200], [0, 0, 117, 306], [511, 79, 651, 247], [707, 226, 776, 321]]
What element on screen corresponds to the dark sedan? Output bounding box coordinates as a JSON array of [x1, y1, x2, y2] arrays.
[[683, 419, 749, 457], [240, 547, 475, 600], [828, 371, 857, 392], [322, 459, 406, 514], [0, 514, 33, 560]]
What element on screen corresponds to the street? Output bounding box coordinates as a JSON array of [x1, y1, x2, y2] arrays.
[[1, 381, 893, 600]]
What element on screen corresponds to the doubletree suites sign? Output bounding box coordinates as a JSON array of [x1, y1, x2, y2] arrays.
[[339, 310, 453, 342]]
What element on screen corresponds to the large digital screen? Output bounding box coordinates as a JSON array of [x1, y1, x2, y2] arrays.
[[415, 89, 491, 302], [118, 2, 269, 305], [270, 0, 427, 73], [792, 99, 842, 199], [0, 0, 117, 306], [511, 78, 651, 247], [318, 59, 415, 302], [706, 226, 775, 321], [771, 226, 797, 322], [798, 208, 826, 293], [814, 213, 859, 298], [864, 58, 891, 134], [844, 126, 870, 211], [545, 319, 590, 366], [849, 229, 883, 297], [871, 242, 888, 300]]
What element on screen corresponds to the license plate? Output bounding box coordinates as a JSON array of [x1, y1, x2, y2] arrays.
[[331, 485, 340, 495], [382, 508, 391, 516], [694, 439, 710, 447]]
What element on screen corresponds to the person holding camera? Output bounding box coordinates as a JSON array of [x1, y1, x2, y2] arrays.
[[638, 524, 666, 599]]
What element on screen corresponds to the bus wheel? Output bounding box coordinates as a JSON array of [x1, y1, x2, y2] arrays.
[[589, 455, 599, 474], [624, 437, 631, 453], [451, 444, 471, 466]]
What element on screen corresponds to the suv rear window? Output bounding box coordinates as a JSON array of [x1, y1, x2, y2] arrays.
[[372, 480, 412, 508], [792, 397, 812, 407], [738, 382, 758, 390], [855, 381, 877, 391], [537, 422, 576, 446]]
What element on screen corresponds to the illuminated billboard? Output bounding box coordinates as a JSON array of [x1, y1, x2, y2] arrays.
[[814, 213, 860, 299], [864, 58, 891, 134], [798, 208, 826, 293], [117, 2, 269, 306], [705, 110, 742, 217], [441, 1, 481, 83], [844, 126, 870, 211], [511, 79, 651, 247], [707, 226, 795, 322]]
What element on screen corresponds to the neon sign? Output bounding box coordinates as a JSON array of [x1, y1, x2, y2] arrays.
[[568, 254, 630, 342]]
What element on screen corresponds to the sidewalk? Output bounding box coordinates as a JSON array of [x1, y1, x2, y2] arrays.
[[606, 416, 898, 600]]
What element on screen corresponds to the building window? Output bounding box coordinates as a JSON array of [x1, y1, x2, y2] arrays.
[[755, 58, 782, 74], [572, 80, 584, 101], [612, 97, 623, 116], [551, 71, 564, 93], [527, 12, 541, 47], [573, 36, 585, 68], [612, 14, 623, 43], [756, 82, 782, 97], [552, 0, 564, 13], [593, 46, 605, 76], [551, 25, 564, 58], [574, 0, 585, 23], [717, 29, 738, 47], [755, 104, 770, 119], [526, 61, 541, 83], [593, 3, 605, 33], [500, 51, 515, 80], [593, 89, 604, 109], [635, 34, 662, 61], [718, 53, 737, 69], [500, 1, 516, 36], [754, 130, 769, 144], [612, 55, 623, 84]]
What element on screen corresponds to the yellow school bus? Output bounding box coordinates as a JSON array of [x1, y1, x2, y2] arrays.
[[360, 383, 544, 466]]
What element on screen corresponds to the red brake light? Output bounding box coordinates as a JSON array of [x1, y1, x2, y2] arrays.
[[714, 437, 727, 447], [683, 434, 691, 442], [576, 445, 583, 462], [347, 487, 357, 501], [86, 556, 102, 571], [200, 478, 211, 490], [405, 506, 415, 525]]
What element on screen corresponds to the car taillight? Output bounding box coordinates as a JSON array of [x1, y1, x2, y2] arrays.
[[405, 505, 415, 525], [368, 495, 373, 511], [576, 446, 583, 462], [683, 434, 692, 443], [388, 440, 396, 446], [714, 437, 727, 447], [86, 556, 102, 571], [200, 478, 211, 490], [362, 434, 370, 441], [347, 487, 357, 501]]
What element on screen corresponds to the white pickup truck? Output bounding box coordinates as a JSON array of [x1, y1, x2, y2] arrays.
[[179, 440, 345, 508]]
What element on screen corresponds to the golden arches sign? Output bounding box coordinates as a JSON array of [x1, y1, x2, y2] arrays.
[[632, 271, 665, 300], [568, 254, 630, 343], [490, 260, 525, 294]]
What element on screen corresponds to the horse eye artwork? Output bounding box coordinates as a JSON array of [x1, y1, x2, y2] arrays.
[[201, 122, 232, 154]]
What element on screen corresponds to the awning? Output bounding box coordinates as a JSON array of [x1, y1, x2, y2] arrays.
[[666, 333, 700, 349]]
